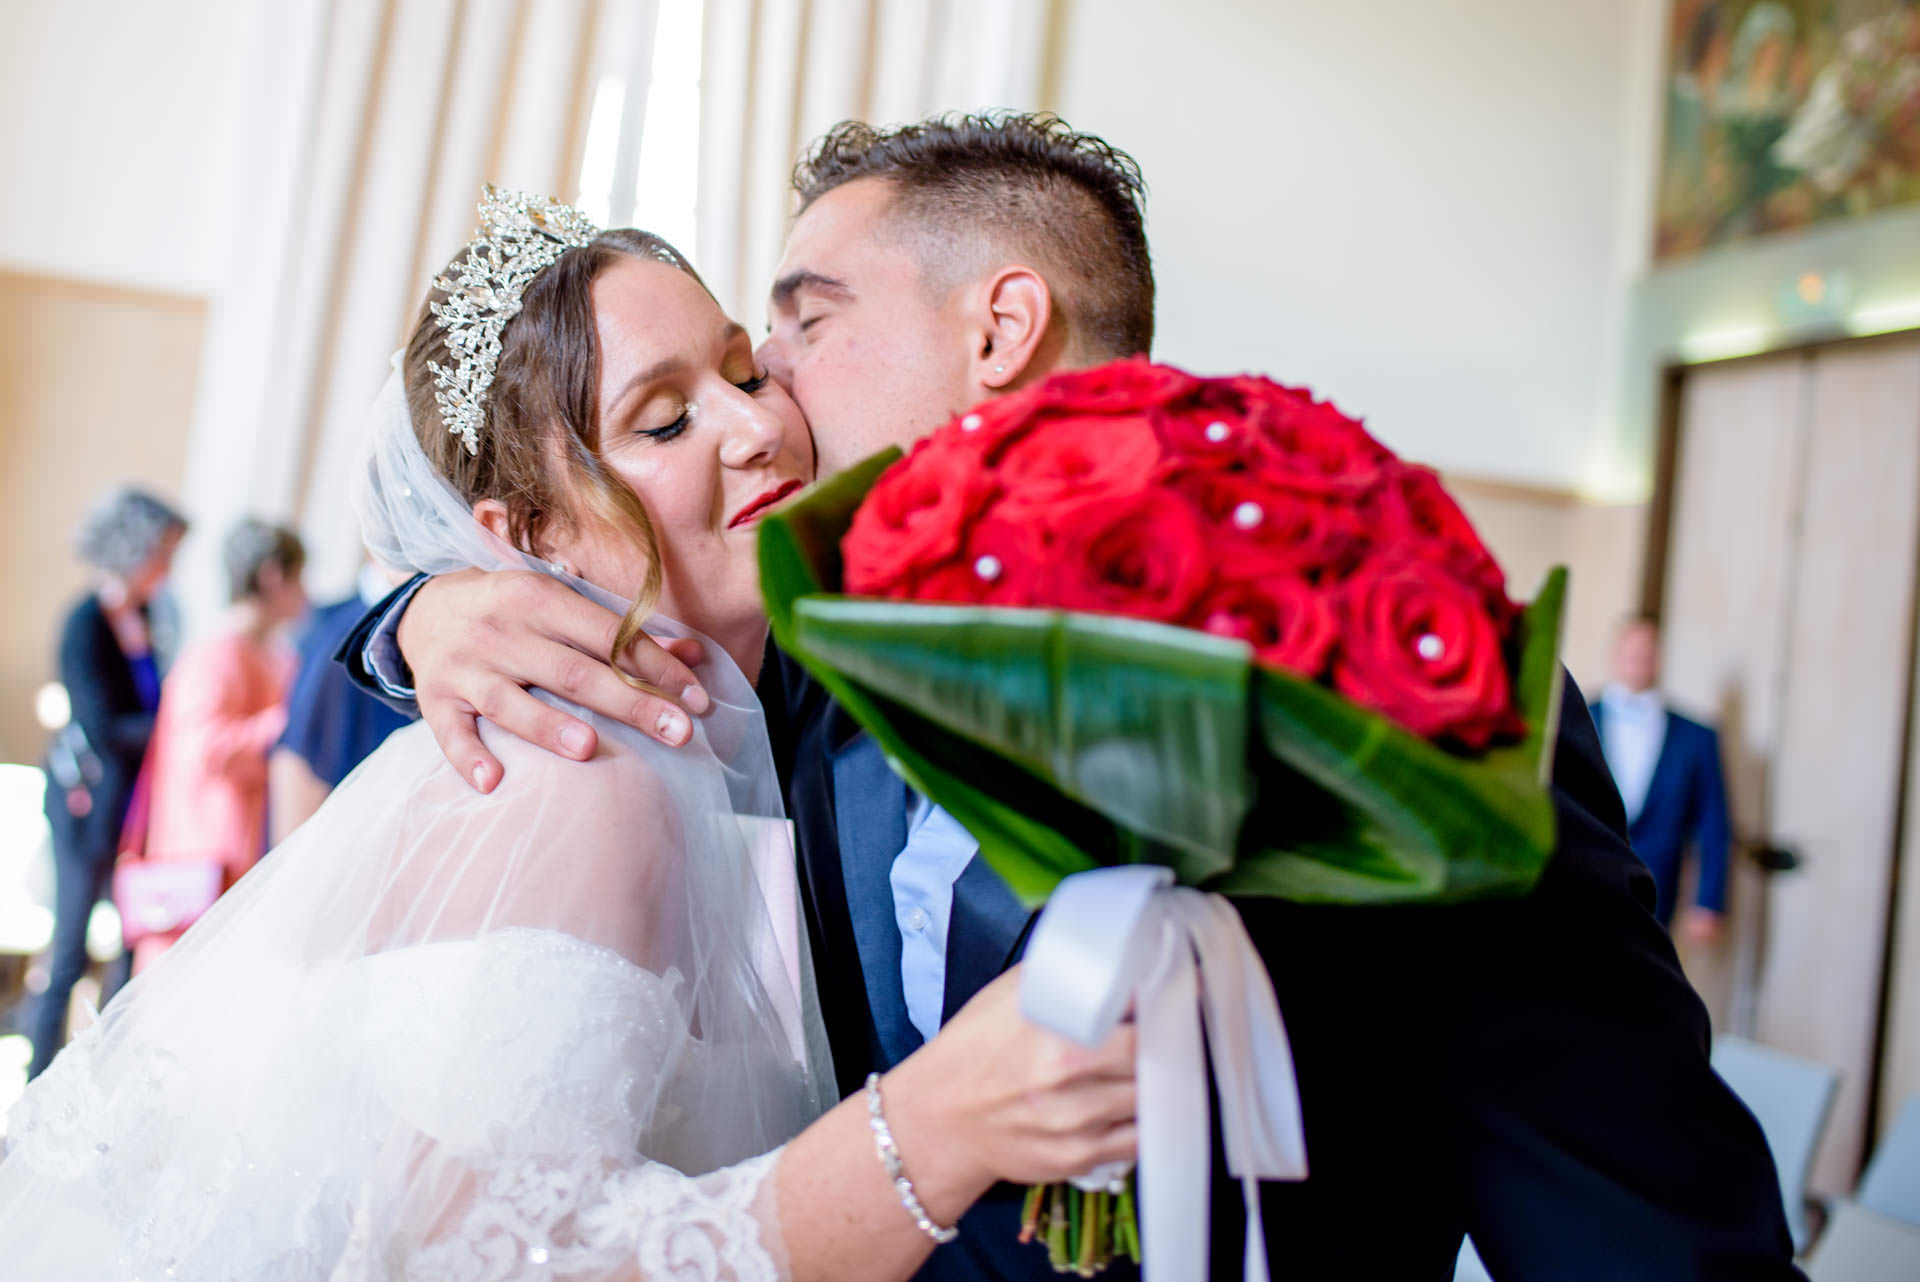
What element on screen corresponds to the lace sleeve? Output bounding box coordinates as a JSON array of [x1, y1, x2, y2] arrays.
[[339, 1146, 792, 1282]]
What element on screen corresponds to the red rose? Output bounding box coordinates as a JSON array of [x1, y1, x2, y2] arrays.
[[1152, 388, 1261, 466], [908, 561, 989, 604], [843, 450, 995, 594], [1244, 388, 1390, 496], [947, 382, 1057, 461], [1331, 556, 1522, 749], [1046, 488, 1213, 622], [1264, 494, 1369, 581], [992, 416, 1164, 520], [1196, 572, 1339, 678], [889, 512, 1055, 606], [1042, 357, 1199, 413], [1372, 465, 1513, 619], [1169, 469, 1369, 581]]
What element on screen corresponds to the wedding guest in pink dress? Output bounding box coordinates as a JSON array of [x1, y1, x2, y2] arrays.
[[131, 519, 306, 971]]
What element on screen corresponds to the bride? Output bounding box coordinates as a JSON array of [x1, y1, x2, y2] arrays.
[[0, 189, 1137, 1281]]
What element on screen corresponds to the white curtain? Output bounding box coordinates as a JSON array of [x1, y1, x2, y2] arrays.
[[176, 0, 1061, 623], [177, 0, 642, 625], [695, 0, 1061, 322]]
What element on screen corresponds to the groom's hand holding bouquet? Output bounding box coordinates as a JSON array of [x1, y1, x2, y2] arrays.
[[762, 358, 1566, 1278]]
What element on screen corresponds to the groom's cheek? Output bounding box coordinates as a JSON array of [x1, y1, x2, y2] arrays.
[[757, 335, 793, 390]]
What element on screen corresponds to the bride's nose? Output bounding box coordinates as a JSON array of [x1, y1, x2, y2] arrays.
[[717, 391, 785, 470]]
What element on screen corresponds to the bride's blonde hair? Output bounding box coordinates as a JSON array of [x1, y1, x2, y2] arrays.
[[403, 229, 705, 689]]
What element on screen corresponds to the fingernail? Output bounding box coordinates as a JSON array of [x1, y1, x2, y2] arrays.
[[559, 725, 591, 756], [656, 708, 689, 743], [471, 764, 491, 792], [681, 683, 711, 715]]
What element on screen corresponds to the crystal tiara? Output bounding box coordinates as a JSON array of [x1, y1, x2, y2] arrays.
[[428, 186, 600, 456]]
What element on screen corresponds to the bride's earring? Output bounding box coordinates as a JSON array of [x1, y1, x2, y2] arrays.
[[549, 559, 574, 577]]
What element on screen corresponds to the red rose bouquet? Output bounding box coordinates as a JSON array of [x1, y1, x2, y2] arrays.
[[842, 364, 1527, 752], [759, 358, 1566, 1275]]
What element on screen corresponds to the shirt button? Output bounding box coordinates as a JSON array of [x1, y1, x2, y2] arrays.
[[905, 907, 929, 932]]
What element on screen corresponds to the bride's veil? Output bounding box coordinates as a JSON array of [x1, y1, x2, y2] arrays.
[[0, 365, 836, 1279]]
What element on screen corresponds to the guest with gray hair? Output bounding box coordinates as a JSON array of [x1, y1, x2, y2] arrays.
[[26, 486, 187, 1079], [125, 518, 307, 971]]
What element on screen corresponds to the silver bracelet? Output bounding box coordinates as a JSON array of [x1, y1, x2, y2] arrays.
[[864, 1071, 959, 1244]]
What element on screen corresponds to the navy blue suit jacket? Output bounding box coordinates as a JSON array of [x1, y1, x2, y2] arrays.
[[1590, 701, 1732, 926], [339, 587, 1799, 1280], [46, 594, 157, 864]]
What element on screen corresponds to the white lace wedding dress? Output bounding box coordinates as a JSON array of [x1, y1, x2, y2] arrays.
[[0, 370, 835, 1280]]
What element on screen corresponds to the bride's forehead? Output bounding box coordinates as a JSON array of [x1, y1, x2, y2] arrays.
[[590, 267, 734, 371], [590, 256, 714, 325]]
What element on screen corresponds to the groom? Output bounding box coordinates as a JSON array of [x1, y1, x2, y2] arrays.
[[342, 114, 1801, 1280]]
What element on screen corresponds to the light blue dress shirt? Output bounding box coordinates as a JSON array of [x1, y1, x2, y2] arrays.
[[1598, 683, 1668, 825], [891, 792, 982, 1042]]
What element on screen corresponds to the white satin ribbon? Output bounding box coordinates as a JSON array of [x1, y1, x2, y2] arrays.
[[1020, 866, 1307, 1281]]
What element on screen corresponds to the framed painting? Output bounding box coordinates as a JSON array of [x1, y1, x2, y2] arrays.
[[1654, 0, 1920, 260]]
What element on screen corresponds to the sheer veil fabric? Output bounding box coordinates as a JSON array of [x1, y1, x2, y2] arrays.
[[0, 368, 835, 1280]]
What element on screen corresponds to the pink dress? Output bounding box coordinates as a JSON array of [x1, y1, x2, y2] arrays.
[[133, 630, 293, 970]]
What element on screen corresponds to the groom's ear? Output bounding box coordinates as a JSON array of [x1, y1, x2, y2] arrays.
[[972, 265, 1057, 392]]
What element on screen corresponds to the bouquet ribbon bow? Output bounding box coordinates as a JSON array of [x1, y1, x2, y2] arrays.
[[1021, 865, 1308, 1282]]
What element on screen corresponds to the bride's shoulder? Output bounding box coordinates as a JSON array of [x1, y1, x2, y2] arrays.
[[370, 719, 691, 962], [467, 717, 680, 837]]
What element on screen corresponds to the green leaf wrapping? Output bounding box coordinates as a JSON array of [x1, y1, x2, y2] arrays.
[[761, 452, 1563, 907]]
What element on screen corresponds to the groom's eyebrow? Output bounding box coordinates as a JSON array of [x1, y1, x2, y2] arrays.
[[770, 270, 853, 310]]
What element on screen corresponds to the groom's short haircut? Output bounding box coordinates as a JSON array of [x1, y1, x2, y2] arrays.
[[793, 112, 1155, 360]]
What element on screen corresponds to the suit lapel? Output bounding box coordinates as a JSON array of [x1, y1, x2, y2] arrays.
[[941, 852, 1037, 1025], [765, 650, 877, 1097], [832, 732, 921, 1066]]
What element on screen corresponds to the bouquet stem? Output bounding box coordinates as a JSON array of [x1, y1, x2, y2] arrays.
[[1020, 1180, 1139, 1275]]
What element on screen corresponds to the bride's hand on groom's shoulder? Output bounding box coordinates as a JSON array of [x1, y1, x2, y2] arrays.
[[883, 967, 1138, 1210], [398, 568, 713, 791]]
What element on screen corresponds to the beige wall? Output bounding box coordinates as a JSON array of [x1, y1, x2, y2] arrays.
[[1446, 476, 1647, 695], [0, 271, 205, 764], [0, 0, 255, 295], [1052, 0, 1666, 493]]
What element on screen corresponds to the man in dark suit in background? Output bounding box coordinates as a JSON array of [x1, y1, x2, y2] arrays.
[[1592, 615, 1734, 946], [341, 114, 1798, 1279]]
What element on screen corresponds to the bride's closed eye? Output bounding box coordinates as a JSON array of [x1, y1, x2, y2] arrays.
[[631, 368, 772, 445], [637, 413, 691, 443]]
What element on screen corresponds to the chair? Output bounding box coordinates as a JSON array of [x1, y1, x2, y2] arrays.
[[1804, 1200, 1920, 1281], [1710, 1035, 1839, 1253], [1856, 1095, 1920, 1228]]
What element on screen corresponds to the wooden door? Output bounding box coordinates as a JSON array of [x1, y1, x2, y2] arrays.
[[1658, 353, 1810, 1034], [1760, 337, 1920, 1193], [1659, 335, 1920, 1193]]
